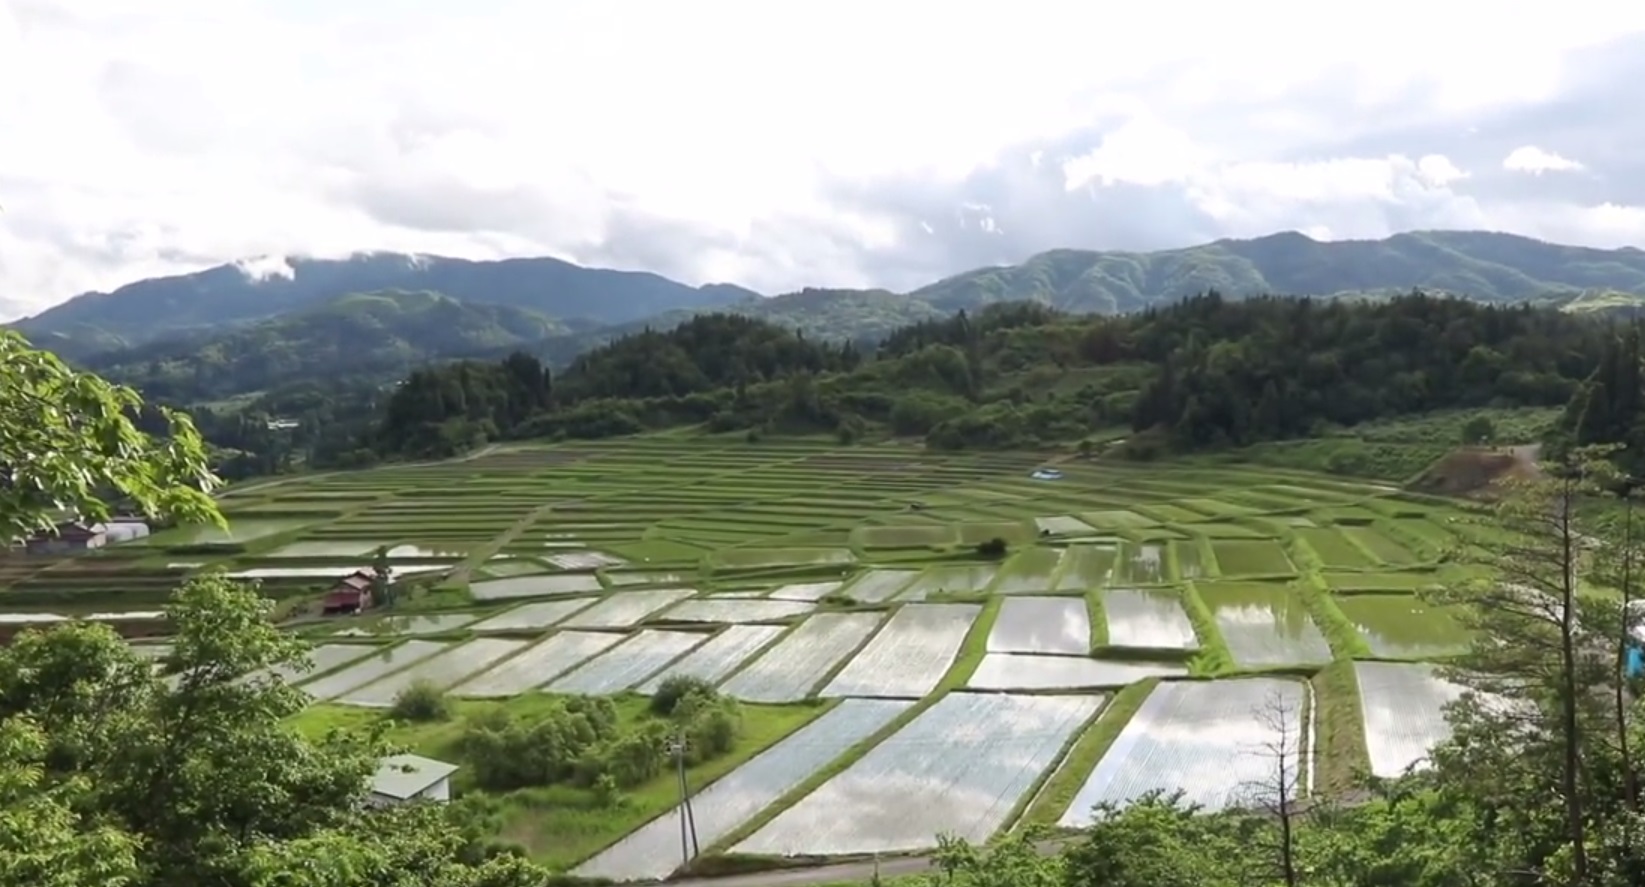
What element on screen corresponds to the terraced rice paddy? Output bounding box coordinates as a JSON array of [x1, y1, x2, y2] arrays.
[[735, 692, 1104, 855], [1059, 678, 1308, 823], [339, 637, 525, 706], [988, 597, 1091, 655], [821, 603, 979, 698], [548, 630, 705, 694], [576, 698, 912, 881], [1355, 661, 1468, 777], [1197, 581, 1334, 667], [636, 624, 785, 692], [721, 612, 885, 702], [6, 436, 1505, 875], [1100, 588, 1198, 650], [451, 631, 622, 697]]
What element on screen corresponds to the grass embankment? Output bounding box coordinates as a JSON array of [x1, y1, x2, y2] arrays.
[[1084, 590, 1108, 648], [1308, 661, 1370, 795], [1180, 582, 1235, 675], [291, 693, 825, 871], [1018, 678, 1155, 827], [1294, 575, 1373, 661]]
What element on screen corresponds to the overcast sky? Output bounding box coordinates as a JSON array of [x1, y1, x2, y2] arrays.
[[2, 0, 1643, 321]]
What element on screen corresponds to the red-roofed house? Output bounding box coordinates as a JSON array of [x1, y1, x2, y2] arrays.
[[322, 569, 377, 615]]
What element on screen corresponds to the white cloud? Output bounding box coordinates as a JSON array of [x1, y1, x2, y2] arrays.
[[1, 0, 1644, 319], [1502, 145, 1586, 174]]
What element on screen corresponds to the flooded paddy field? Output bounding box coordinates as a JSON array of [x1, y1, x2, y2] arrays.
[[2, 436, 1509, 878]]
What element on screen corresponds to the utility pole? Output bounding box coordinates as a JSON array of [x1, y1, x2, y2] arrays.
[[667, 734, 701, 867]]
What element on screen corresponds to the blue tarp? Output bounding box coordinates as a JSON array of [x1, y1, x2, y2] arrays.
[[1629, 646, 1644, 679]]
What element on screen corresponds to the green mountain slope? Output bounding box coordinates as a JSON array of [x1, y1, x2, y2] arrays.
[[85, 290, 569, 402], [10, 251, 756, 359], [913, 231, 1645, 313]]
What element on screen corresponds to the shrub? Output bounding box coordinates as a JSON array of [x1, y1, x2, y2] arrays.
[[650, 675, 716, 716], [976, 537, 1009, 559], [390, 679, 451, 722]]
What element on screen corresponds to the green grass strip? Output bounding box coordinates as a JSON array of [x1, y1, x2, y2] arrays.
[[1309, 660, 1370, 795], [1180, 582, 1235, 675], [1294, 574, 1373, 660], [1017, 678, 1157, 827], [1085, 590, 1109, 648]]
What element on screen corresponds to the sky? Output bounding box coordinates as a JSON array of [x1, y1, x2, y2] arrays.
[[3, 0, 1645, 321]]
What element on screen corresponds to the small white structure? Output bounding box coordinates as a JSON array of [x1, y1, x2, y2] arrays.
[[104, 519, 151, 545], [368, 754, 458, 806]]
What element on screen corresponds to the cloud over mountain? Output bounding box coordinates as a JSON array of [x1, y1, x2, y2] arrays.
[[2, 0, 1643, 319]]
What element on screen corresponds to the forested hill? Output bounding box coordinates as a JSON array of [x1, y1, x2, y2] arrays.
[[310, 294, 1604, 470], [86, 290, 572, 403], [16, 230, 1645, 372], [10, 251, 756, 359], [912, 230, 1645, 314]]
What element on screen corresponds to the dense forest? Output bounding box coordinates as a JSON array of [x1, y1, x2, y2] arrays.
[[297, 292, 1604, 468]]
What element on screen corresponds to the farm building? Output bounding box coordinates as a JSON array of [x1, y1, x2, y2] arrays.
[[17, 518, 150, 555], [23, 521, 108, 554], [103, 518, 151, 544], [368, 754, 458, 806], [322, 569, 377, 615]]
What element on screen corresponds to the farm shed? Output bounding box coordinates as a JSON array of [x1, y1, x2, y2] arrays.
[[369, 754, 458, 806], [103, 519, 151, 544], [322, 570, 377, 615]]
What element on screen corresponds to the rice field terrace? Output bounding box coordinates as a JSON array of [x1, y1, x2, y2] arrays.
[[0, 437, 1497, 880]]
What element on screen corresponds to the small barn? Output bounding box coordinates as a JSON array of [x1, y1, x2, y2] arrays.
[[322, 569, 377, 615], [369, 754, 458, 806]]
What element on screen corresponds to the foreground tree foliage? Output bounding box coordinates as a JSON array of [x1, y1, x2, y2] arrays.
[[0, 329, 222, 541], [0, 576, 547, 887], [0, 336, 543, 886]]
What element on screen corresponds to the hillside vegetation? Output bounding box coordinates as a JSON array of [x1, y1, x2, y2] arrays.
[[324, 294, 1599, 471], [86, 290, 570, 402], [16, 229, 1645, 371], [10, 251, 753, 357], [910, 230, 1645, 313]]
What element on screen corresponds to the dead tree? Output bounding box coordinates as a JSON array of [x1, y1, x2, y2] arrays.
[[1236, 688, 1307, 887]]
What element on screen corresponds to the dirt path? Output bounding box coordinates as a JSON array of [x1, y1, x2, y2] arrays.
[[667, 842, 1066, 887], [218, 443, 504, 499], [1507, 443, 1544, 479]]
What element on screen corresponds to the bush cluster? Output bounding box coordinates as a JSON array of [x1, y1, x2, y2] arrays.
[[456, 684, 741, 792]]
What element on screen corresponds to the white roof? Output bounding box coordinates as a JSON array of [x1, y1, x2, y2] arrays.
[[370, 754, 458, 800]]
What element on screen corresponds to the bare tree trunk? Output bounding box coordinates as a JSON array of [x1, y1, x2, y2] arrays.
[[1245, 690, 1303, 887], [1617, 487, 1639, 812], [1557, 473, 1590, 883]]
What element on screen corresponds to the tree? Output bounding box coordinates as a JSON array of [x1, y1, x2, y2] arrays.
[[1435, 452, 1609, 883], [371, 545, 395, 608], [0, 330, 222, 542], [0, 575, 546, 887], [928, 825, 1061, 887], [1237, 689, 1306, 887], [0, 717, 139, 887], [1461, 415, 1497, 446], [1061, 794, 1239, 887]]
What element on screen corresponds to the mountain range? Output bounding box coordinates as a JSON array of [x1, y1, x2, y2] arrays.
[[11, 229, 1645, 404]]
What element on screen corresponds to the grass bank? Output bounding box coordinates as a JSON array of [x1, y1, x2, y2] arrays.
[[1017, 678, 1155, 827]]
